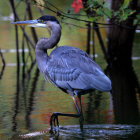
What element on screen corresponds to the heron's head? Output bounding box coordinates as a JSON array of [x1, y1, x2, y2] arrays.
[[11, 15, 60, 29]]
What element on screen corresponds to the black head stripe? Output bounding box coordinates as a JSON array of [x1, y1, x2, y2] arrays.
[[37, 15, 59, 24]]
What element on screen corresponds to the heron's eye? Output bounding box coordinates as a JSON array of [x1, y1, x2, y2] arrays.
[[40, 20, 44, 23], [38, 19, 44, 23]]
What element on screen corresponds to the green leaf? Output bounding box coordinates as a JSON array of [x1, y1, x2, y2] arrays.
[[133, 19, 138, 25], [96, 8, 104, 16], [104, 15, 108, 20], [136, 15, 140, 19], [120, 14, 128, 21], [104, 8, 112, 18], [104, 3, 109, 8], [89, 16, 100, 22], [86, 0, 135, 22], [122, 0, 130, 9], [113, 11, 120, 16]]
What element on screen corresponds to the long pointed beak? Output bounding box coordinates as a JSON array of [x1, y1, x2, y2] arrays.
[[11, 19, 46, 28], [11, 20, 38, 25]]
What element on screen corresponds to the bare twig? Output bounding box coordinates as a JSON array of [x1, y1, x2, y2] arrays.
[[26, 0, 38, 43], [86, 22, 91, 54], [92, 23, 95, 60], [94, 23, 109, 63]]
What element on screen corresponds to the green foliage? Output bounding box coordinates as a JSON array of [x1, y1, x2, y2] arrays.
[[133, 15, 140, 25], [86, 0, 136, 23], [122, 0, 130, 9]]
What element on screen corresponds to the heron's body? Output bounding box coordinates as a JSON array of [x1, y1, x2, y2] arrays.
[[37, 45, 111, 95], [12, 15, 112, 131]]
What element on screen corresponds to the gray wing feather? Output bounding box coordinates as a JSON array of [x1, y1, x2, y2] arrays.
[[46, 46, 111, 91]]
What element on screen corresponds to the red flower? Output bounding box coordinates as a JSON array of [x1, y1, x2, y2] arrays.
[[71, 0, 83, 13]]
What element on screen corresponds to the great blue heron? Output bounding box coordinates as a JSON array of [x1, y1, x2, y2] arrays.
[[12, 15, 112, 131]]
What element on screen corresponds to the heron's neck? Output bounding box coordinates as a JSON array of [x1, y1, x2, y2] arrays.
[[36, 23, 61, 51], [35, 23, 61, 74]]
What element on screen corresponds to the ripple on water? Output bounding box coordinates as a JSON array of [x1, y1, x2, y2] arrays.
[[19, 124, 140, 140]]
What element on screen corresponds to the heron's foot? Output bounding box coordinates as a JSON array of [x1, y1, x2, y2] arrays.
[[49, 112, 59, 134], [79, 115, 84, 131]]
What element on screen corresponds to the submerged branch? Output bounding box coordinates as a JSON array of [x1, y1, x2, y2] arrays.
[[0, 49, 5, 66]]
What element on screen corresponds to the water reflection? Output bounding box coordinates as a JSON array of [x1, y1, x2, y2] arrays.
[[12, 61, 40, 132], [85, 91, 114, 124], [0, 65, 5, 80], [108, 63, 140, 124], [25, 68, 40, 129]]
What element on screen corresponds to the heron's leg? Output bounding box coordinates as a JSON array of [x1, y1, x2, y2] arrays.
[[50, 96, 82, 132], [72, 96, 81, 115], [77, 95, 84, 130], [78, 95, 84, 122]]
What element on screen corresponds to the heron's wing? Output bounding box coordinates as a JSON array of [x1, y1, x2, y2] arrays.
[[46, 46, 111, 92], [49, 46, 102, 73]]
